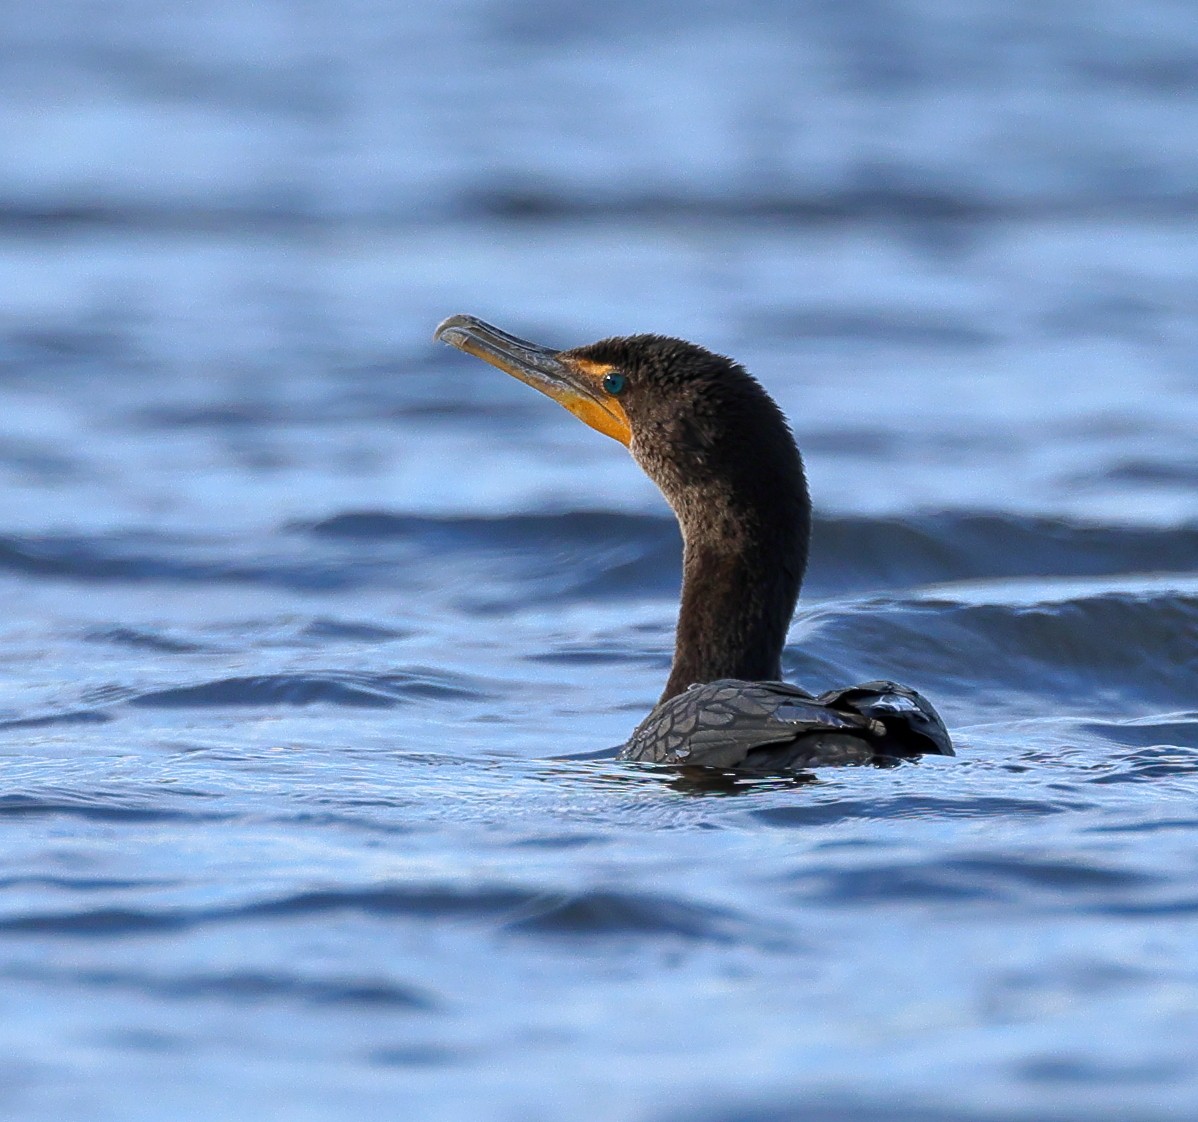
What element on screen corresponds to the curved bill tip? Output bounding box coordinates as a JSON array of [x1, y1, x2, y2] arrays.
[[433, 314, 477, 345], [431, 312, 632, 445], [431, 314, 564, 374]]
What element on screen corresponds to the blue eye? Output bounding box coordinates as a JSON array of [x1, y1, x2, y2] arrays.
[[602, 371, 626, 396]]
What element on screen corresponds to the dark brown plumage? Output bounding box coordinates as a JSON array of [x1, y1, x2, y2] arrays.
[[434, 315, 953, 771], [562, 335, 810, 703]]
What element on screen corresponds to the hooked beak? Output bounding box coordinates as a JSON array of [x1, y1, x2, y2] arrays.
[[434, 314, 631, 445]]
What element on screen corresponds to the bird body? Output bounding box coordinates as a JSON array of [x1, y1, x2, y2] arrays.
[[434, 315, 953, 770], [622, 679, 951, 771]]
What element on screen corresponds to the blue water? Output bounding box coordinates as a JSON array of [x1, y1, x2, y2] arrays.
[[1, 2, 1197, 1119]]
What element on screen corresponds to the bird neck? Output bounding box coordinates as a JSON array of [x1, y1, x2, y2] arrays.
[[660, 482, 809, 703]]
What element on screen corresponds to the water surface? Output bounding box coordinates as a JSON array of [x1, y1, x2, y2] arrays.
[[1, 3, 1197, 1120]]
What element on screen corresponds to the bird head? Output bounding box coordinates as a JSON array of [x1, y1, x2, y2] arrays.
[[433, 315, 799, 511]]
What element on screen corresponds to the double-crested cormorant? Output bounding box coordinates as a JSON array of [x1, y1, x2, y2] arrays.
[[435, 314, 953, 770]]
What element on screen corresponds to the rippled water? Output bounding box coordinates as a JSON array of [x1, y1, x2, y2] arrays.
[[2, 2, 1197, 1120]]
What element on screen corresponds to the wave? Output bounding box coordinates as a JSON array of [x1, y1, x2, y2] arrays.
[[302, 510, 1198, 597], [83, 627, 212, 654], [11, 182, 1198, 236], [658, 1096, 1163, 1122], [0, 669, 486, 731], [0, 884, 748, 944], [0, 709, 112, 732], [808, 515, 1198, 594], [751, 795, 1074, 829], [0, 794, 221, 823], [0, 513, 1191, 599], [303, 509, 676, 551], [2, 963, 434, 1009], [0, 533, 352, 591], [129, 670, 481, 709], [787, 590, 1198, 714], [778, 853, 1157, 908]]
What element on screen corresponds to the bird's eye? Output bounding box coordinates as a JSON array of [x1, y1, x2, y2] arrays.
[[602, 371, 627, 396]]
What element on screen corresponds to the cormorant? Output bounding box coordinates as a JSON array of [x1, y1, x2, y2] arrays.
[[435, 314, 953, 771]]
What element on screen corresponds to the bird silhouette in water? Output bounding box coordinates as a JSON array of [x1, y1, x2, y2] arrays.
[[435, 315, 953, 772]]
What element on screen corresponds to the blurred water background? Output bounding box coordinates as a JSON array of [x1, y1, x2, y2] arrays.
[[1, 2, 1197, 1119]]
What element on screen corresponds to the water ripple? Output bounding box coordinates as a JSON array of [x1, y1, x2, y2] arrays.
[[0, 884, 754, 945], [3, 964, 435, 1010]]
